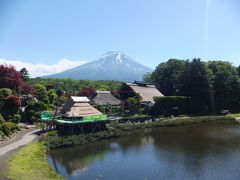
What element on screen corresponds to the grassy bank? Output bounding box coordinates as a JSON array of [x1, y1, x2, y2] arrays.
[[6, 142, 63, 180], [227, 113, 240, 118], [43, 115, 235, 149], [113, 115, 235, 130]]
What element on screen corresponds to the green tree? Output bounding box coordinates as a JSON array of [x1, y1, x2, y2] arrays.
[[143, 72, 153, 84], [237, 66, 240, 77], [20, 68, 30, 82], [127, 94, 142, 115], [28, 78, 121, 93], [179, 59, 212, 114], [47, 89, 57, 104], [151, 59, 186, 96], [207, 61, 240, 111], [25, 101, 48, 123], [33, 84, 48, 102], [97, 85, 108, 91]]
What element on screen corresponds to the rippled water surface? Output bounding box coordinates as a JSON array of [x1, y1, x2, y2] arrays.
[[48, 123, 240, 180]]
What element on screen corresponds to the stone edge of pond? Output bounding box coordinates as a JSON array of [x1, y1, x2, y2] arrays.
[[42, 115, 236, 150]]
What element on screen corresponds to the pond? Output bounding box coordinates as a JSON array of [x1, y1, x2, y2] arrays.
[[48, 123, 240, 180]]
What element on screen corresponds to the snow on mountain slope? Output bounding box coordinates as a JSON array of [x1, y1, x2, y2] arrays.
[[44, 51, 152, 82]]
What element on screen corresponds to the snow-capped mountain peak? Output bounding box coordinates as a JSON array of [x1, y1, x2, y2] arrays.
[[98, 51, 138, 65], [44, 51, 152, 82]]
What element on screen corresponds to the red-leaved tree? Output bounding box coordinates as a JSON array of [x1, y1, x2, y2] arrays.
[[0, 64, 22, 90], [3, 95, 21, 116], [77, 88, 96, 98], [20, 82, 33, 94]]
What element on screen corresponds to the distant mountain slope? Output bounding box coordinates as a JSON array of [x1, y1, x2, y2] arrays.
[[44, 51, 152, 82]]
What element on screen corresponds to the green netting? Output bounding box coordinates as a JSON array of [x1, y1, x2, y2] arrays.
[[40, 111, 53, 121], [55, 119, 83, 124], [40, 111, 108, 124], [82, 115, 107, 122]]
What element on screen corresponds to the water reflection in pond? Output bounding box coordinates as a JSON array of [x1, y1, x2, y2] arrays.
[[48, 123, 240, 180]]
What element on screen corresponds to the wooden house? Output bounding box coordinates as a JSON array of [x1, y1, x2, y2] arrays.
[[61, 96, 103, 118], [91, 91, 121, 107], [119, 81, 164, 105]]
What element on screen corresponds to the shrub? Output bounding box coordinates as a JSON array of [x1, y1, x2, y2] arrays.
[[25, 101, 48, 123], [0, 88, 12, 98], [0, 114, 4, 123], [0, 114, 4, 132], [3, 96, 20, 117], [150, 96, 190, 116], [31, 112, 41, 123], [26, 101, 48, 112], [15, 125, 21, 131], [12, 115, 21, 124], [47, 104, 55, 110], [47, 130, 58, 137], [2, 122, 16, 136], [42, 97, 50, 105], [20, 82, 33, 94], [187, 97, 210, 115]]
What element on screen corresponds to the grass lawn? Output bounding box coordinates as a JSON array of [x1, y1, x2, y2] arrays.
[[7, 142, 63, 180], [227, 113, 240, 118]]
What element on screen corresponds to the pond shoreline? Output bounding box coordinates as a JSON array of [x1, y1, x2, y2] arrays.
[[42, 115, 236, 149], [4, 115, 236, 180], [48, 120, 240, 180]]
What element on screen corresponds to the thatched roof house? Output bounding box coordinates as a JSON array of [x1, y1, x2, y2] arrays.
[[91, 91, 121, 106], [61, 96, 102, 117], [119, 82, 164, 104]]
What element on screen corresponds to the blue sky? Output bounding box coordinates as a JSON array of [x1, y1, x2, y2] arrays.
[[0, 0, 239, 77]]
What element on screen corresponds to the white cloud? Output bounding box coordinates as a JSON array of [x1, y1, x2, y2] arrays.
[[0, 58, 87, 77]]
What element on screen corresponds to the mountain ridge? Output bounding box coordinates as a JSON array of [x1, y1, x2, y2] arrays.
[[44, 51, 152, 82]]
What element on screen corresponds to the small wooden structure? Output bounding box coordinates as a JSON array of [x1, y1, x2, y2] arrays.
[[40, 96, 108, 134], [61, 96, 103, 118]]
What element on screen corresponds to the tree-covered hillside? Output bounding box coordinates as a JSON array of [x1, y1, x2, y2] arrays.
[[29, 78, 122, 93]]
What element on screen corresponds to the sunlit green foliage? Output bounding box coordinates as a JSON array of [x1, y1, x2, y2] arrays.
[[29, 78, 121, 93], [148, 59, 240, 114]]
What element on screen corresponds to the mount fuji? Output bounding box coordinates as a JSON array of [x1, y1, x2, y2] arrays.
[[44, 51, 152, 82]]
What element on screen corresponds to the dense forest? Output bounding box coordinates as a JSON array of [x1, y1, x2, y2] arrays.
[[29, 78, 121, 92], [145, 58, 240, 114]]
